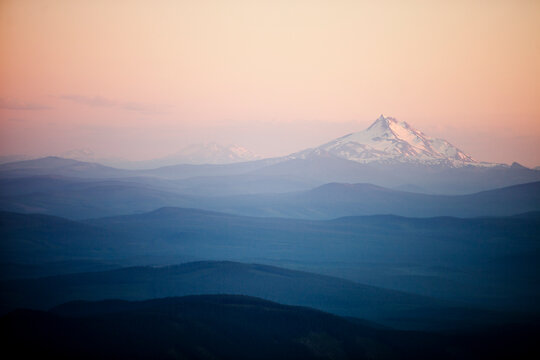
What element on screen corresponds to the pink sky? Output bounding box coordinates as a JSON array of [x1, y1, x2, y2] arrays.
[[1, 0, 539, 166]]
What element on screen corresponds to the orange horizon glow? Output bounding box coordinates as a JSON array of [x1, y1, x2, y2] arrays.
[[1, 0, 539, 166]]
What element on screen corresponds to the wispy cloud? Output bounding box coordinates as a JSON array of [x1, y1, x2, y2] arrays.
[[0, 97, 51, 110], [60, 94, 167, 114], [60, 95, 117, 108]]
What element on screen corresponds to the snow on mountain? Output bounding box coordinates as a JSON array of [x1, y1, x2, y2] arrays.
[[52, 144, 260, 168], [291, 115, 494, 167], [161, 143, 261, 165]]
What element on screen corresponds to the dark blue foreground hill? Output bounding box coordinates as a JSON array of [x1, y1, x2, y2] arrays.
[[2, 294, 539, 360]]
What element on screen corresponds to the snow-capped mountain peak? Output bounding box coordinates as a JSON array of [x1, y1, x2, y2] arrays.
[[165, 143, 261, 165], [291, 115, 480, 167]]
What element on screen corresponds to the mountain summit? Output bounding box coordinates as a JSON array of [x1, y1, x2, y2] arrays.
[[292, 115, 483, 167], [162, 143, 261, 165]]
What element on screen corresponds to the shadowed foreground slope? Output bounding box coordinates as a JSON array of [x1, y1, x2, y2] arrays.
[[2, 295, 539, 360]]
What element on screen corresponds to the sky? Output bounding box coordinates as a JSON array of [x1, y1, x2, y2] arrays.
[[1, 0, 539, 166]]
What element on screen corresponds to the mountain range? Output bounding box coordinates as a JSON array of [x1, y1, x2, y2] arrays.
[[0, 260, 452, 329], [1, 116, 538, 195], [2, 208, 539, 312], [1, 116, 539, 357], [2, 115, 520, 169], [0, 173, 538, 219]]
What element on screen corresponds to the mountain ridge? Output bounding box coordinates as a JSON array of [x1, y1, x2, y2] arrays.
[[1, 177, 538, 219]]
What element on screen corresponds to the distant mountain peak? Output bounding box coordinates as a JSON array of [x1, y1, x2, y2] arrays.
[[163, 142, 261, 165], [291, 115, 490, 167]]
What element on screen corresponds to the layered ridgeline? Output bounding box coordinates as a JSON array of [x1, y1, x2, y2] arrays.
[[0, 261, 454, 330], [2, 209, 539, 313], [0, 260, 536, 331], [0, 117, 538, 219], [0, 175, 538, 219]]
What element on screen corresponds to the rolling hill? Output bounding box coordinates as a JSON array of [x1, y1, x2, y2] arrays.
[[1, 172, 539, 219], [0, 261, 457, 330], [1, 209, 539, 311]]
